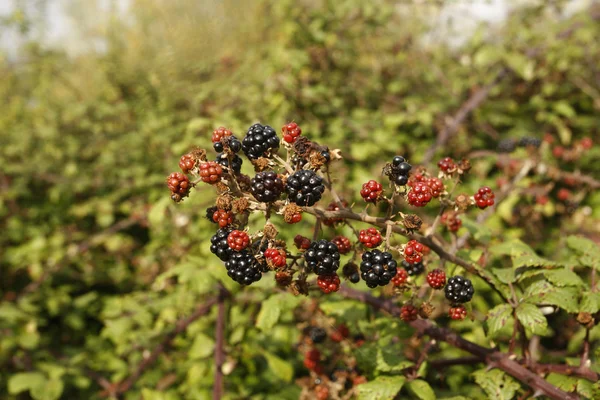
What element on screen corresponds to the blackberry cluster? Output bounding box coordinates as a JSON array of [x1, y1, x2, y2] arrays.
[[225, 251, 262, 285], [445, 276, 474, 304], [360, 250, 398, 288], [385, 156, 412, 186], [210, 228, 233, 261], [402, 260, 424, 276], [242, 123, 280, 159], [215, 153, 243, 174], [304, 239, 341, 276], [250, 171, 284, 202], [286, 170, 325, 206]]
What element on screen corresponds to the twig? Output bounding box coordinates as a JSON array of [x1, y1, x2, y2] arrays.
[[213, 287, 227, 400], [428, 356, 482, 369]]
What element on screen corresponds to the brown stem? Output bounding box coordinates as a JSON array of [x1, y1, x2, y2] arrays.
[[428, 356, 482, 369], [338, 286, 579, 400], [213, 288, 227, 400]]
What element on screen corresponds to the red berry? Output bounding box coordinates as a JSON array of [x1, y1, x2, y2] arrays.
[[403, 240, 424, 264], [437, 157, 457, 174], [227, 230, 250, 251], [407, 171, 426, 188], [332, 236, 352, 255], [322, 200, 347, 226], [426, 269, 446, 289], [536, 195, 549, 205], [212, 209, 234, 228], [426, 177, 445, 198], [166, 172, 191, 199], [294, 235, 311, 250], [317, 274, 341, 294], [358, 228, 382, 248], [391, 268, 408, 286], [315, 385, 329, 400], [441, 212, 462, 232], [449, 305, 467, 320], [282, 122, 302, 144], [557, 188, 571, 201], [330, 324, 349, 342], [264, 248, 287, 268], [400, 304, 418, 322], [212, 126, 233, 143], [552, 146, 565, 158], [304, 348, 323, 373], [360, 180, 383, 203], [473, 186, 495, 209], [580, 137, 593, 150], [407, 181, 433, 207], [199, 161, 223, 184], [179, 154, 196, 174]]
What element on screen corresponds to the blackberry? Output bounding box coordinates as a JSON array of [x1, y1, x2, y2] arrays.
[[250, 171, 284, 202], [224, 250, 262, 285], [215, 135, 242, 153], [497, 138, 517, 153], [360, 250, 398, 288], [215, 153, 243, 174], [286, 170, 325, 206], [309, 327, 327, 344], [426, 269, 446, 289], [205, 206, 218, 223], [400, 304, 418, 322], [449, 305, 467, 320], [445, 276, 474, 304], [384, 156, 412, 186], [518, 137, 541, 148], [242, 123, 280, 159], [210, 228, 234, 261], [402, 260, 424, 276], [317, 274, 341, 293], [304, 239, 341, 276]]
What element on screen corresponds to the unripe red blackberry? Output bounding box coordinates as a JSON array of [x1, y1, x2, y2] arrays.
[[242, 123, 280, 159], [304, 240, 341, 276], [167, 172, 191, 199], [438, 157, 457, 174], [580, 137, 593, 150], [391, 268, 408, 286], [441, 211, 462, 232], [205, 206, 218, 223], [322, 200, 348, 226], [332, 235, 352, 254], [449, 305, 467, 320], [474, 186, 495, 209], [294, 235, 311, 250], [264, 248, 287, 268], [552, 146, 565, 158], [225, 250, 262, 285], [403, 240, 424, 264], [179, 154, 196, 173], [286, 170, 325, 206], [317, 274, 341, 294], [282, 122, 302, 144], [227, 230, 250, 252], [358, 228, 383, 248], [212, 209, 234, 228], [360, 180, 383, 203], [330, 324, 349, 342], [250, 171, 284, 203], [557, 188, 571, 202], [445, 276, 474, 304], [426, 269, 446, 289], [360, 250, 398, 288], [198, 161, 223, 184], [400, 304, 418, 322], [426, 177, 444, 198], [315, 385, 329, 400], [407, 181, 432, 207], [212, 126, 232, 144], [303, 348, 322, 372]]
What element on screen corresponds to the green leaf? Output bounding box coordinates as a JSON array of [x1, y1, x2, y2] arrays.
[[357, 375, 406, 400], [516, 303, 548, 336], [375, 348, 413, 373], [523, 281, 579, 313], [264, 352, 294, 382], [579, 292, 600, 314], [492, 268, 516, 284], [8, 372, 46, 395], [460, 217, 491, 244], [31, 379, 64, 400], [544, 268, 584, 287], [473, 369, 521, 400], [406, 379, 436, 400], [504, 52, 535, 81], [577, 379, 595, 399], [552, 101, 576, 119], [255, 293, 301, 332], [546, 373, 578, 391], [319, 299, 368, 322], [189, 333, 215, 359], [567, 235, 600, 268], [487, 304, 513, 337]]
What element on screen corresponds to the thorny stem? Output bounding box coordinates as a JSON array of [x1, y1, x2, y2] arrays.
[[273, 154, 294, 174]]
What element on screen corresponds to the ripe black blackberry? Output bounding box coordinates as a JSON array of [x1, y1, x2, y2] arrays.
[[225, 250, 262, 285], [401, 260, 424, 276], [445, 276, 474, 304], [242, 123, 280, 159], [360, 250, 398, 288], [383, 155, 412, 186], [309, 327, 327, 344], [210, 228, 234, 261], [214, 135, 242, 153], [518, 137, 541, 148], [304, 239, 341, 276], [497, 138, 517, 153], [215, 153, 243, 174], [250, 171, 284, 202], [286, 170, 325, 206], [205, 206, 218, 223]]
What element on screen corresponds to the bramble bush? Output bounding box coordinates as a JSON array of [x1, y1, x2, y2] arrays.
[[1, 1, 599, 399]]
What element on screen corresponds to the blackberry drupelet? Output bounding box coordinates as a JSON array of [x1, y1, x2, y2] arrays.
[[250, 171, 284, 202], [445, 276, 474, 304], [225, 250, 262, 285], [286, 169, 325, 206], [210, 228, 234, 261], [360, 249, 398, 288], [402, 260, 424, 276], [205, 206, 218, 223], [242, 123, 280, 159], [215, 153, 243, 174], [304, 239, 341, 276], [215, 135, 242, 153]]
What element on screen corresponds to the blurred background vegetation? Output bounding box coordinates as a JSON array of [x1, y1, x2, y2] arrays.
[[1, 0, 599, 399]]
